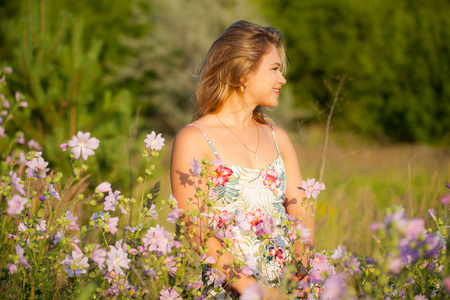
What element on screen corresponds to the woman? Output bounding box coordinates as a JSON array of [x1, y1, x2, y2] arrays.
[[170, 20, 314, 299]]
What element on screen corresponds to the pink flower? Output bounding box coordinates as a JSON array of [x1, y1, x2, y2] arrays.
[[301, 178, 325, 199], [7, 195, 28, 215], [240, 283, 266, 300], [405, 218, 425, 241], [107, 217, 119, 234], [10, 171, 26, 196], [200, 253, 216, 264], [388, 257, 403, 274], [26, 157, 49, 179], [104, 190, 121, 211], [167, 207, 181, 223], [310, 253, 335, 283], [206, 267, 226, 287], [106, 241, 131, 276], [444, 277, 450, 293], [441, 194, 450, 205], [15, 244, 31, 268], [60, 250, 89, 277], [260, 168, 281, 191], [92, 244, 107, 269], [54, 229, 64, 245], [67, 131, 100, 160], [27, 139, 42, 150], [210, 165, 233, 187], [59, 143, 68, 151], [144, 131, 165, 151], [96, 181, 112, 193], [8, 264, 17, 274], [148, 204, 158, 219], [331, 245, 346, 260], [0, 126, 6, 138], [142, 225, 175, 254], [48, 183, 60, 200], [35, 219, 47, 232], [65, 209, 80, 230], [159, 288, 182, 300], [165, 256, 178, 276]]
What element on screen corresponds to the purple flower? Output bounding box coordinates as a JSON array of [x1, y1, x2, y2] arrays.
[[241, 254, 257, 276], [144, 131, 165, 151], [206, 267, 226, 287], [320, 273, 349, 300], [331, 245, 346, 260], [255, 214, 274, 237], [26, 157, 49, 179], [301, 178, 325, 199], [65, 209, 80, 230], [344, 255, 361, 274], [7, 195, 28, 215], [8, 264, 17, 274], [106, 240, 131, 277], [15, 244, 31, 268], [54, 229, 64, 245], [310, 254, 335, 284], [67, 131, 100, 160], [190, 157, 201, 178], [59, 143, 68, 151], [405, 218, 424, 241], [27, 139, 42, 150], [92, 244, 107, 269], [104, 190, 121, 211], [123, 223, 144, 233], [240, 283, 266, 300], [167, 207, 181, 223], [48, 183, 60, 200], [60, 251, 89, 277], [142, 225, 175, 254], [10, 171, 26, 196], [159, 288, 182, 300], [447, 181, 450, 189], [96, 181, 112, 193], [148, 203, 158, 219]]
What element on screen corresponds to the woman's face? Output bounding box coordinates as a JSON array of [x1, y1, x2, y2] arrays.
[[244, 44, 287, 108]]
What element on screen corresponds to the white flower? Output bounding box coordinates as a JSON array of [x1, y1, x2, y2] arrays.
[[67, 131, 100, 160]]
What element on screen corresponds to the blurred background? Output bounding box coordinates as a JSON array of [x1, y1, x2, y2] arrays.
[[0, 0, 448, 255]]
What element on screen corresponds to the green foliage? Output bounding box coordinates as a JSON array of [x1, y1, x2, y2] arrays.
[[257, 0, 450, 144], [1, 0, 137, 186]]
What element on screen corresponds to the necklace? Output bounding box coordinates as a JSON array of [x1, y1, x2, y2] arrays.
[[216, 114, 260, 160]]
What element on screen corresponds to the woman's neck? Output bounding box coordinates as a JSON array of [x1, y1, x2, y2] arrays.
[[217, 94, 256, 128]]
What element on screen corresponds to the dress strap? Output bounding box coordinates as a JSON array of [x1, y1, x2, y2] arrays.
[[267, 124, 281, 155], [186, 124, 221, 159]]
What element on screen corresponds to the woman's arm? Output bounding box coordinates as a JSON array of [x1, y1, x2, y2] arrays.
[[170, 126, 263, 295], [273, 126, 315, 293]]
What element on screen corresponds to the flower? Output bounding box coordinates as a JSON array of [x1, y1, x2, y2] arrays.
[[0, 126, 6, 138], [60, 251, 89, 277], [210, 165, 233, 187], [65, 209, 80, 230], [331, 245, 346, 260], [344, 255, 361, 274], [165, 256, 178, 276], [142, 225, 176, 254], [59, 143, 68, 151], [7, 195, 28, 215], [10, 171, 26, 196], [240, 283, 266, 300], [144, 131, 165, 151], [301, 178, 325, 199], [104, 190, 121, 211], [167, 206, 181, 223], [15, 244, 31, 268], [27, 139, 42, 150], [106, 241, 131, 277], [35, 219, 47, 232], [96, 181, 112, 193], [148, 203, 158, 220], [268, 246, 285, 265], [92, 244, 107, 269], [206, 267, 226, 287], [310, 253, 335, 284], [320, 273, 349, 300], [26, 157, 49, 179], [159, 288, 182, 300], [48, 183, 60, 200], [190, 157, 201, 178], [107, 216, 119, 234], [67, 131, 100, 160], [260, 168, 281, 191], [8, 264, 17, 274], [441, 194, 450, 205], [54, 229, 64, 246]]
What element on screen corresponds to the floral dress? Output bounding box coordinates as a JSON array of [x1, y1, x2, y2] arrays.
[[188, 124, 294, 296]]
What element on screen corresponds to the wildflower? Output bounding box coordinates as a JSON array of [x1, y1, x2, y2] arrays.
[[27, 139, 42, 150], [59, 143, 68, 151], [48, 183, 60, 200], [444, 277, 450, 293], [331, 245, 346, 260], [15, 132, 24, 144], [190, 157, 201, 178], [92, 245, 107, 269], [320, 273, 349, 300], [414, 295, 427, 300], [241, 254, 257, 276], [10, 171, 26, 196], [167, 206, 181, 223], [104, 190, 121, 211], [67, 131, 100, 160], [441, 194, 450, 205], [240, 283, 266, 300], [255, 213, 274, 237], [124, 223, 144, 233], [8, 264, 17, 274], [16, 244, 31, 268], [54, 229, 64, 245], [15, 92, 24, 101], [8, 234, 17, 240], [106, 241, 131, 277], [260, 168, 281, 191], [206, 267, 226, 287], [39, 195, 47, 201], [0, 126, 6, 138], [18, 223, 27, 232], [26, 157, 49, 179], [344, 255, 361, 274], [144, 131, 165, 151], [292, 222, 311, 243], [159, 288, 182, 300], [107, 216, 119, 234], [404, 218, 424, 241], [19, 101, 27, 108], [7, 195, 28, 215], [200, 253, 216, 264], [301, 178, 325, 199], [35, 219, 47, 232], [142, 225, 175, 254], [310, 253, 335, 284], [388, 257, 403, 274], [148, 203, 158, 219], [3, 66, 12, 74], [96, 181, 112, 193], [65, 209, 80, 230], [210, 165, 233, 187], [119, 205, 128, 214], [60, 251, 89, 277], [165, 256, 178, 276]]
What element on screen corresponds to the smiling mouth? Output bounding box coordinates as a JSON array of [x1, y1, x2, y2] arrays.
[[272, 89, 280, 95]]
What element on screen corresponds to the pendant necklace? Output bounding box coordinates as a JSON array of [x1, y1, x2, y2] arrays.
[[216, 114, 260, 160]]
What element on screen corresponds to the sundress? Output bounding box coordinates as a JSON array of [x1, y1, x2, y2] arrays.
[[187, 124, 320, 299]]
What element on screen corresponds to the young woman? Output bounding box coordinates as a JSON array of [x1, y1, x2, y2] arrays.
[[170, 20, 314, 299]]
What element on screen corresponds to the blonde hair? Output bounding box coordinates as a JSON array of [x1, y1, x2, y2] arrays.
[[193, 20, 286, 123]]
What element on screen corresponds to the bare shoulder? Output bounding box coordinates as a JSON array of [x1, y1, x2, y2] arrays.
[[171, 123, 213, 163], [270, 124, 295, 151]]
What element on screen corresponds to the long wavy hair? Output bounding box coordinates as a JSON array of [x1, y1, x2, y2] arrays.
[[192, 20, 286, 124]]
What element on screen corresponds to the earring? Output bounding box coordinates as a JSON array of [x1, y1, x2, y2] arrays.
[[243, 84, 247, 94]]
